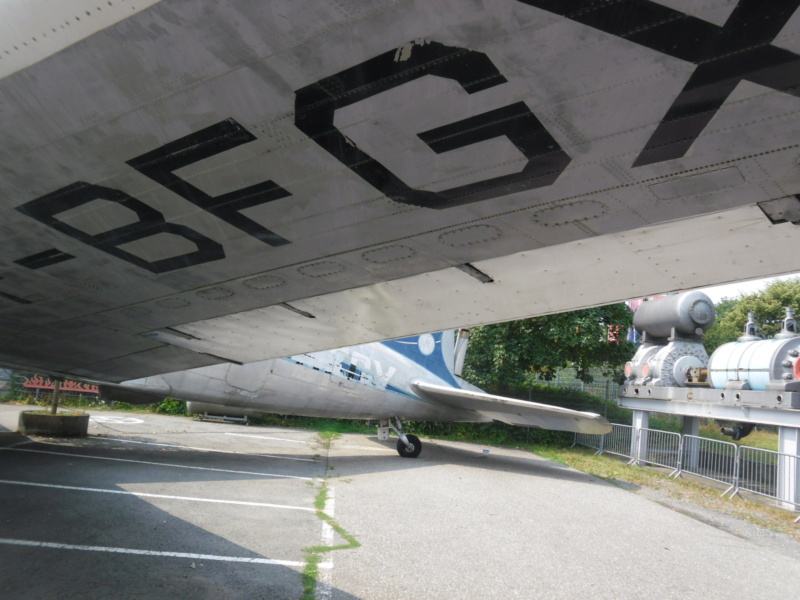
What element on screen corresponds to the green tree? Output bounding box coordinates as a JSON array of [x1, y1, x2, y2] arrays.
[[462, 304, 634, 395], [7, 370, 25, 401], [702, 296, 740, 354], [703, 278, 800, 355]]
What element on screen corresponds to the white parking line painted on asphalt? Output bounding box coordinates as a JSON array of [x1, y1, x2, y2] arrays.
[[98, 437, 317, 462], [317, 485, 336, 600], [343, 445, 396, 452], [0, 479, 314, 511], [0, 447, 317, 481], [225, 433, 309, 444], [0, 537, 317, 568], [90, 416, 144, 424], [5, 440, 32, 449]]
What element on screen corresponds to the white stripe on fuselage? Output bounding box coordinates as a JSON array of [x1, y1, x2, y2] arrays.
[[288, 349, 397, 392], [288, 339, 456, 400]]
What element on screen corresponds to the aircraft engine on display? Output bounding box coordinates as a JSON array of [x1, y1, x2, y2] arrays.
[[624, 292, 716, 388], [625, 295, 800, 394], [708, 309, 800, 393], [621, 294, 800, 442], [620, 295, 800, 508]]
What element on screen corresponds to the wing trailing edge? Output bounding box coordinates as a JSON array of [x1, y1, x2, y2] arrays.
[[411, 381, 612, 435]]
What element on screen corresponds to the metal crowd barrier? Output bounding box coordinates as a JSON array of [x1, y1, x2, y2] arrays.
[[573, 428, 800, 521], [573, 424, 634, 459], [677, 435, 739, 494], [731, 446, 800, 516], [604, 423, 635, 460], [572, 432, 603, 454], [633, 427, 681, 475]]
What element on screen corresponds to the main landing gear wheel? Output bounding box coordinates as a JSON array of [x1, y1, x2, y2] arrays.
[[397, 434, 422, 458], [383, 417, 422, 458]]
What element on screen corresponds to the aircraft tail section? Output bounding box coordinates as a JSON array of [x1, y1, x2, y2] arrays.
[[453, 329, 471, 377], [381, 331, 462, 387]]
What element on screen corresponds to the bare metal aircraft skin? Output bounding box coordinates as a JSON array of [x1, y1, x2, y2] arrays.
[[103, 330, 611, 456], [1, 1, 799, 382]]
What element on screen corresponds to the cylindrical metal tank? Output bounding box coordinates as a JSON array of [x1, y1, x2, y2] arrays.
[[708, 337, 800, 390], [633, 291, 716, 338]]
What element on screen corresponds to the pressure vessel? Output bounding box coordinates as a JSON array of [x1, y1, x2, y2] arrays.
[[708, 337, 800, 390], [633, 292, 716, 338]]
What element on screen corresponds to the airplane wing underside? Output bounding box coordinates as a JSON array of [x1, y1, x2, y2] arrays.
[[1, 0, 800, 381], [411, 381, 611, 435]]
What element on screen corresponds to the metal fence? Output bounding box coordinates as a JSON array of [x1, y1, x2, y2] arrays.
[[732, 446, 800, 517], [635, 427, 681, 475], [17, 388, 101, 405], [603, 423, 634, 460], [678, 435, 738, 492], [573, 432, 603, 453], [735, 446, 778, 499], [548, 378, 621, 403], [574, 427, 800, 520]]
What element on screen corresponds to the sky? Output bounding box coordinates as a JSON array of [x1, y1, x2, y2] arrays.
[[694, 272, 800, 304]]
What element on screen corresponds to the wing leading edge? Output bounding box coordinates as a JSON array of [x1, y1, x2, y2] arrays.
[[411, 381, 611, 435]]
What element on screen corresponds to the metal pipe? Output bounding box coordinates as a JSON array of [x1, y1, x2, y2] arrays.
[[720, 423, 754, 440]]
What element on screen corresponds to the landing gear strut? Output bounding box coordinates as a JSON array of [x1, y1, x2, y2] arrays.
[[380, 418, 422, 458]]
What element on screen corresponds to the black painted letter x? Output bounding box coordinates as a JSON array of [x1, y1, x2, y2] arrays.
[[519, 0, 800, 166]]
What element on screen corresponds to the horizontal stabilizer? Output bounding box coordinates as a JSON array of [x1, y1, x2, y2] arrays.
[[411, 381, 611, 435]]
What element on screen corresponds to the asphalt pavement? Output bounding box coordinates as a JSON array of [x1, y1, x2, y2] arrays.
[[1, 403, 799, 599]]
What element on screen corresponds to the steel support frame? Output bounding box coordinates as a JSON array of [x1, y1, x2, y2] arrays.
[[630, 410, 649, 466], [618, 396, 800, 429], [681, 416, 702, 473], [778, 426, 800, 513]]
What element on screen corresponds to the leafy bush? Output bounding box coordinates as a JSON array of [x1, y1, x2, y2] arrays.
[[153, 398, 187, 415]]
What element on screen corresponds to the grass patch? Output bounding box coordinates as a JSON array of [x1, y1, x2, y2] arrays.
[[21, 409, 87, 416], [317, 430, 342, 442], [535, 445, 662, 488], [698, 424, 779, 451], [253, 414, 374, 435], [301, 480, 361, 600]]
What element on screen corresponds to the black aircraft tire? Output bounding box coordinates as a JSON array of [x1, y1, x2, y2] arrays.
[[397, 434, 422, 458]]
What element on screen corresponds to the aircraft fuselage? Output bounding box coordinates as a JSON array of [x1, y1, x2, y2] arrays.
[[124, 333, 487, 423]]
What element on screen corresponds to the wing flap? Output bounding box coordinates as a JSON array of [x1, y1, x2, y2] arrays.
[[411, 381, 612, 435]]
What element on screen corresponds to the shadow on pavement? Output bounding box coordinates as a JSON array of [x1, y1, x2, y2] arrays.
[[328, 434, 609, 487], [0, 433, 362, 600]]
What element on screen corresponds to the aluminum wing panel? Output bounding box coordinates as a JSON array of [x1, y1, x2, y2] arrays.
[[410, 381, 612, 435], [1, 1, 799, 380]]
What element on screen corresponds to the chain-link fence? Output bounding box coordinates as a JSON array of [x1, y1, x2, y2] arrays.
[[547, 368, 622, 402]]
